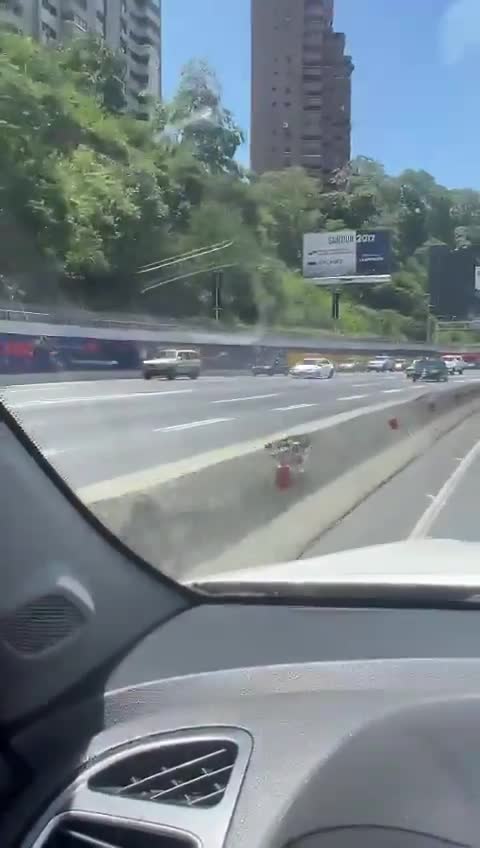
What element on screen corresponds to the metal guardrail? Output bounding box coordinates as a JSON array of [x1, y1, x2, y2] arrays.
[[0, 303, 419, 346], [0, 306, 175, 331]]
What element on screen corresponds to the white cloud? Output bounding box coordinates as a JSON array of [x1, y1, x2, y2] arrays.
[[440, 0, 480, 64]]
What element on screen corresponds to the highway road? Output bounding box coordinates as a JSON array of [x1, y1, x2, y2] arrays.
[[3, 369, 480, 583], [2, 370, 474, 492], [304, 407, 480, 560]]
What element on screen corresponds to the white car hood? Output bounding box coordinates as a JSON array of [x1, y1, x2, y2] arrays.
[[190, 539, 480, 590], [293, 364, 321, 372]]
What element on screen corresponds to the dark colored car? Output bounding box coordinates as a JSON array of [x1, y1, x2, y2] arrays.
[[412, 358, 448, 382], [252, 357, 289, 376]]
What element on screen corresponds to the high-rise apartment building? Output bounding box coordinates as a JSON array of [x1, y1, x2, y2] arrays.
[[251, 0, 353, 179], [0, 0, 161, 115]]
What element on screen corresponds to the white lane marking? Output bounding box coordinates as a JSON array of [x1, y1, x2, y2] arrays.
[[2, 379, 140, 392], [212, 393, 279, 405], [383, 388, 404, 394], [410, 438, 480, 539], [337, 394, 369, 401], [352, 382, 377, 388], [155, 417, 233, 433], [8, 389, 193, 409], [273, 403, 317, 412]]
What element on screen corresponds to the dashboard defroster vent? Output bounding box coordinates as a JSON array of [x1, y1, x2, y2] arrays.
[[41, 817, 190, 848], [89, 739, 238, 809]]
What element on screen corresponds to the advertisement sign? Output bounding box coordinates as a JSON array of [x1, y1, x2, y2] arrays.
[[356, 229, 391, 277], [303, 229, 391, 282], [303, 230, 356, 279]]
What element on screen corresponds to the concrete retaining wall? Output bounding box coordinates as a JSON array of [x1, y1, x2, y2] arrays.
[[82, 383, 480, 583]]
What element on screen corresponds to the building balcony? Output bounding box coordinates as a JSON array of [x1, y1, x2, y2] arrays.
[[304, 95, 323, 108], [129, 27, 158, 49], [129, 48, 150, 68], [130, 10, 160, 41], [129, 67, 150, 89], [303, 53, 324, 67], [303, 66, 324, 79]]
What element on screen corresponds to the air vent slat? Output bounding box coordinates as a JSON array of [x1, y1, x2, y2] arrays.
[[120, 747, 229, 795], [64, 828, 118, 848], [89, 738, 238, 809], [150, 763, 233, 801], [190, 787, 226, 806]]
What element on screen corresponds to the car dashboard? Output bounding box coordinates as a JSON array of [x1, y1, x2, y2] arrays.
[[9, 602, 480, 848]]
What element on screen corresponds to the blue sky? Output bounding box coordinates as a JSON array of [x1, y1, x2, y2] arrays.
[[162, 0, 480, 189]]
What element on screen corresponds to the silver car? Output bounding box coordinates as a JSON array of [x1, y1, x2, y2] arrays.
[[142, 348, 201, 380]]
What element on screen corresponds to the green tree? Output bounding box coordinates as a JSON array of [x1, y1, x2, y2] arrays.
[[58, 35, 127, 115], [171, 60, 244, 173], [253, 168, 321, 267]]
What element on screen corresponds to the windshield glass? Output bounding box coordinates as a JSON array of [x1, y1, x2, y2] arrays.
[[2, 1, 480, 594], [417, 359, 441, 370]]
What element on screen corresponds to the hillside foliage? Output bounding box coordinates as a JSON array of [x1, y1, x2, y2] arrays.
[[1, 33, 480, 339]]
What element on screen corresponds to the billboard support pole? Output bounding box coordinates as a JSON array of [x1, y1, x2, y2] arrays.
[[331, 289, 340, 323]]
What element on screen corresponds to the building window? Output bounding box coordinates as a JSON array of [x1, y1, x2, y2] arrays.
[[41, 21, 57, 38], [42, 0, 57, 16]]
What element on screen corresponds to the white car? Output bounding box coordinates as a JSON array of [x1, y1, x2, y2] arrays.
[[142, 348, 201, 380], [441, 355, 465, 375], [290, 357, 334, 379]]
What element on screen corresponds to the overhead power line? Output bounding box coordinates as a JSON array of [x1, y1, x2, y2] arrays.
[[136, 241, 233, 276], [141, 263, 237, 294]]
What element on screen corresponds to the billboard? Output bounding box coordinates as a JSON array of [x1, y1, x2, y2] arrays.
[[428, 243, 476, 320], [303, 229, 392, 282]]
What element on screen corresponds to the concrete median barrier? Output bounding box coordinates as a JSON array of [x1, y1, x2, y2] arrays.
[[80, 382, 480, 582]]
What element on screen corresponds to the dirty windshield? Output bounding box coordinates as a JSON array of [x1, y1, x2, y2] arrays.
[[2, 0, 480, 590]]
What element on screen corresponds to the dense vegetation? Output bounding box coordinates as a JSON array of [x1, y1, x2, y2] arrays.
[[2, 32, 480, 340]]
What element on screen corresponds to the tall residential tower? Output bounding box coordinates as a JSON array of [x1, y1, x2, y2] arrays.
[[251, 0, 353, 178], [0, 0, 161, 115]]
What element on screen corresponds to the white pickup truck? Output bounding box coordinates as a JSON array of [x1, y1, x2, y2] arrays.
[[441, 355, 465, 375]]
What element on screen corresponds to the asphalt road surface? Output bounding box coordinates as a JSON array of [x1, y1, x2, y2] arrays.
[[2, 370, 478, 492], [303, 408, 480, 559]]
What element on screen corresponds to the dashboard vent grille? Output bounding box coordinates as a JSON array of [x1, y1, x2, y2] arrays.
[[42, 818, 190, 848], [89, 739, 238, 808]]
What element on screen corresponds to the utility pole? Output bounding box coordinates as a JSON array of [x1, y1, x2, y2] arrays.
[[214, 269, 223, 322]]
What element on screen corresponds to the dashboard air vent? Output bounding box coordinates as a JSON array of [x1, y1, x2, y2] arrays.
[[42, 817, 190, 848], [89, 739, 238, 808]]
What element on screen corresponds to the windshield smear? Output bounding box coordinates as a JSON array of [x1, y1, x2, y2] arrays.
[[1, 0, 480, 592]]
